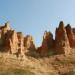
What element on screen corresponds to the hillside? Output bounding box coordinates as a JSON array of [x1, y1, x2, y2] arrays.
[[0, 21, 75, 75], [0, 52, 75, 75]]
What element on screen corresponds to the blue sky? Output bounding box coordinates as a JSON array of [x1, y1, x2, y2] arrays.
[[0, 0, 75, 46]]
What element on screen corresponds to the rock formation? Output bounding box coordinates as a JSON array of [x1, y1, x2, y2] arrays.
[[24, 35, 36, 56], [0, 22, 36, 57], [55, 21, 70, 55], [37, 31, 54, 56], [65, 24, 75, 48], [5, 30, 18, 53], [0, 21, 75, 57], [0, 22, 12, 49]]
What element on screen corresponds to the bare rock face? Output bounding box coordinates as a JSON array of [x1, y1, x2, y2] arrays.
[[17, 32, 24, 55], [55, 21, 70, 55], [5, 30, 18, 53], [37, 31, 54, 56], [1, 22, 11, 37], [5, 31, 36, 56], [43, 31, 54, 48], [25, 35, 34, 49], [24, 35, 36, 55], [0, 21, 75, 57], [73, 28, 75, 34], [65, 25, 75, 48], [0, 22, 11, 49]]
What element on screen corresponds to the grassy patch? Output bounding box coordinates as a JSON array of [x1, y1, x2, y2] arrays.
[[0, 68, 34, 75]]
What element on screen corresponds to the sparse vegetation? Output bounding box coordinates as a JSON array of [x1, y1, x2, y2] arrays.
[[48, 50, 55, 56], [0, 68, 34, 75]]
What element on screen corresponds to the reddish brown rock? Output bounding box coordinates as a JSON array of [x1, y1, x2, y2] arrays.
[[37, 31, 54, 56], [0, 22, 11, 49], [5, 30, 18, 53], [43, 31, 54, 48], [5, 31, 36, 56], [1, 22, 11, 37], [55, 21, 70, 55], [65, 24, 75, 48], [24, 35, 36, 52], [17, 32, 25, 55], [0, 21, 75, 57], [73, 28, 75, 34]]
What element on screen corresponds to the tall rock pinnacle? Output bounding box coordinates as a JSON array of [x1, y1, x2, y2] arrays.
[[55, 21, 70, 55], [65, 24, 75, 48], [37, 31, 54, 56]]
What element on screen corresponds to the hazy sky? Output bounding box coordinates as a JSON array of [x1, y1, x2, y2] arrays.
[[0, 0, 75, 46]]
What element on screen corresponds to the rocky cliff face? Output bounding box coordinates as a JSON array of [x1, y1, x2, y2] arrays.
[[0, 22, 36, 57], [5, 30, 18, 53], [65, 24, 75, 48], [37, 31, 54, 56], [0, 21, 75, 57], [37, 21, 75, 56], [55, 21, 70, 55]]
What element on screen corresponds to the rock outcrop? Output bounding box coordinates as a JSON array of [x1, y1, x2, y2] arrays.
[[5, 30, 18, 53], [55, 21, 70, 55], [0, 22, 11, 49], [65, 24, 75, 48], [37, 21, 71, 56], [24, 35, 36, 55], [0, 22, 36, 57], [0, 21, 75, 57], [37, 31, 54, 56]]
